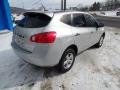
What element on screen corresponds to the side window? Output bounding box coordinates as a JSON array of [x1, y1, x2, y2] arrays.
[[60, 14, 71, 25], [72, 14, 86, 27], [84, 14, 97, 27]]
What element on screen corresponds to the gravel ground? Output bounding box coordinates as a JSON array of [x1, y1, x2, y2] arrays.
[[0, 27, 120, 90]]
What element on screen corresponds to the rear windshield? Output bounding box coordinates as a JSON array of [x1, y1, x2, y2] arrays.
[[17, 12, 51, 28]]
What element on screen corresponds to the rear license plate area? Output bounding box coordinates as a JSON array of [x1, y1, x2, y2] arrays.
[[14, 34, 25, 45]]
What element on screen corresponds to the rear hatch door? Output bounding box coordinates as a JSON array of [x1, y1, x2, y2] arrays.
[[13, 12, 53, 52]]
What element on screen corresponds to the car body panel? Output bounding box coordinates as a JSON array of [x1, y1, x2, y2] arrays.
[[90, 27, 104, 45], [12, 11, 105, 67], [71, 27, 93, 52]]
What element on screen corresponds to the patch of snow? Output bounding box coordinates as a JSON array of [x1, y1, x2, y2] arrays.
[[12, 14, 24, 21], [0, 27, 120, 90], [100, 11, 120, 18], [12, 14, 24, 28], [90, 11, 120, 17], [104, 11, 117, 16], [0, 32, 12, 52]]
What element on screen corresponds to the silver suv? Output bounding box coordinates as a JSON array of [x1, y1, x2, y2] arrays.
[[12, 11, 105, 73]]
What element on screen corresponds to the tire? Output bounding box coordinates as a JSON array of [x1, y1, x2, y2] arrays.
[[95, 35, 105, 48], [57, 48, 76, 73]]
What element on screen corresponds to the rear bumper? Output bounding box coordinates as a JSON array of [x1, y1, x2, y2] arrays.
[[11, 42, 60, 67]]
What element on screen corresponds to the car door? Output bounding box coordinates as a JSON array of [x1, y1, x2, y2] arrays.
[[71, 13, 92, 53], [84, 14, 102, 46]]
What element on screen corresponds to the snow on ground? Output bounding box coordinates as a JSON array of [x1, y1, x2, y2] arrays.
[[103, 11, 117, 16], [12, 14, 24, 28], [12, 14, 24, 21], [0, 32, 12, 52], [90, 11, 120, 17], [0, 27, 120, 90]]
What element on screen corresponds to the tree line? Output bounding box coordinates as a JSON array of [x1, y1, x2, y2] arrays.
[[75, 0, 120, 11]]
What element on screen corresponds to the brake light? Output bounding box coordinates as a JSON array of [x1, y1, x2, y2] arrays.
[[30, 31, 56, 43]]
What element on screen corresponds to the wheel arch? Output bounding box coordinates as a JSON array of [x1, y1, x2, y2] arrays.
[[57, 44, 78, 72], [63, 44, 78, 56]]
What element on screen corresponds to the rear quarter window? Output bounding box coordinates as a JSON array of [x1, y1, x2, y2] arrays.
[[17, 12, 51, 28], [72, 14, 86, 27], [60, 14, 71, 25]]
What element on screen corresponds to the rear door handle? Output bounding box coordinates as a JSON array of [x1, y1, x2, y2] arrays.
[[75, 33, 80, 36]]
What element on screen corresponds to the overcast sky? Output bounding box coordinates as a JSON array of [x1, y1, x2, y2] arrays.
[[9, 0, 106, 10]]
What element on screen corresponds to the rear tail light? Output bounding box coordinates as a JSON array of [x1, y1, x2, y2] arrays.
[[30, 31, 56, 43]]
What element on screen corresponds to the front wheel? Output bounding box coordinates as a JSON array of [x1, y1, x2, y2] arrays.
[[57, 48, 76, 73]]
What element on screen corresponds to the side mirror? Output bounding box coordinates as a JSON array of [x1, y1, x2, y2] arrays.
[[97, 23, 104, 28]]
